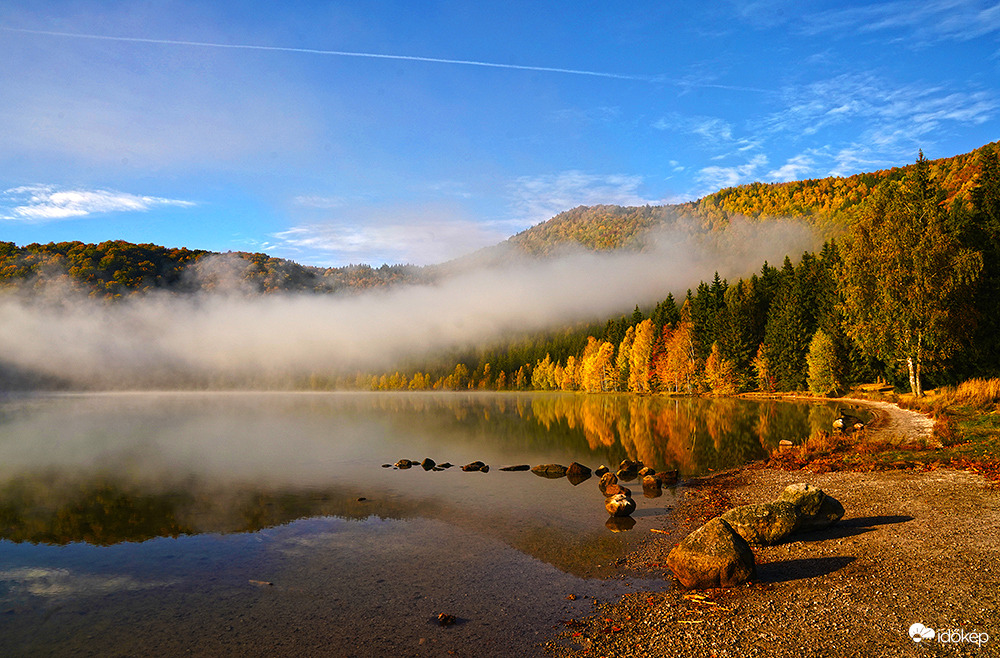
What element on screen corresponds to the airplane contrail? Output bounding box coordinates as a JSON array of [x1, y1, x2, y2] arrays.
[[1, 26, 771, 92]]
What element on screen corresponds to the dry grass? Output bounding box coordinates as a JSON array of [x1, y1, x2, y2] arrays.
[[942, 378, 1000, 410]]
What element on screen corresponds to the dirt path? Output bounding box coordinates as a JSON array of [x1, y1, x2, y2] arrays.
[[545, 425, 999, 656], [845, 397, 937, 446]]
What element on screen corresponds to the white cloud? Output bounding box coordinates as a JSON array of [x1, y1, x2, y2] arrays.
[[800, 0, 1000, 42], [509, 171, 660, 225], [1, 185, 195, 222], [270, 205, 510, 265], [697, 154, 768, 191], [766, 154, 815, 182]]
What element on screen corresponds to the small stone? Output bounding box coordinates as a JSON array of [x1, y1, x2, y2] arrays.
[[598, 471, 619, 495], [437, 613, 457, 627], [421, 458, 436, 471], [594, 465, 610, 476], [394, 459, 413, 469], [531, 464, 568, 478], [566, 462, 592, 485], [605, 493, 636, 517], [638, 466, 655, 477], [641, 475, 662, 498]]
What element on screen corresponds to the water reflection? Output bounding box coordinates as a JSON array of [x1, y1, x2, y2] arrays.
[[0, 392, 839, 556]]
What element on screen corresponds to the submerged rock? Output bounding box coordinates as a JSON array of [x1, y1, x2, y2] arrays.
[[438, 462, 454, 469], [720, 501, 800, 545], [531, 463, 568, 478], [499, 464, 531, 471], [566, 462, 592, 485], [666, 518, 756, 589], [605, 493, 636, 517]]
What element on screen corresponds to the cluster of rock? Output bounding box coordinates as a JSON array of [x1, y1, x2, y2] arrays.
[[385, 456, 681, 524], [665, 483, 844, 589]]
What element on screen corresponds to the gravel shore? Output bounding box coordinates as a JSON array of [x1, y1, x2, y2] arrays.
[[545, 435, 1000, 657]]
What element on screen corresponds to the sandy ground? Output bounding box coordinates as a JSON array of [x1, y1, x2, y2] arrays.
[[545, 402, 1000, 657]]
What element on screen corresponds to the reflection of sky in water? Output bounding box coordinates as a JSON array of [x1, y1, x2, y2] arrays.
[[0, 567, 177, 599]]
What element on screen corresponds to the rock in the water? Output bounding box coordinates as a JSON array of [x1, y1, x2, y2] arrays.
[[720, 502, 800, 545], [656, 469, 679, 485], [603, 484, 632, 498], [638, 466, 655, 477], [605, 493, 636, 517], [499, 464, 531, 471], [776, 482, 845, 532], [598, 472, 619, 495], [421, 458, 436, 471], [462, 461, 487, 472], [666, 518, 756, 589], [641, 475, 662, 498], [395, 459, 414, 469], [531, 463, 568, 478], [438, 462, 453, 469], [567, 462, 592, 479], [594, 465, 610, 476]]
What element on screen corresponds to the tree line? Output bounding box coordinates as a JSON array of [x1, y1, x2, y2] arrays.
[[362, 148, 1000, 397]]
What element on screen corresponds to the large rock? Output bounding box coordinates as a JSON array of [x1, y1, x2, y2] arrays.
[[720, 502, 800, 545], [778, 483, 845, 532], [531, 463, 568, 478], [666, 518, 756, 589], [605, 493, 636, 517]]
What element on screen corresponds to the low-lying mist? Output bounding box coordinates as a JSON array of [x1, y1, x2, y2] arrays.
[[0, 217, 819, 388]]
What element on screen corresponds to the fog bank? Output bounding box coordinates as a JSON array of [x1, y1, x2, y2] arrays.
[[0, 218, 818, 387]]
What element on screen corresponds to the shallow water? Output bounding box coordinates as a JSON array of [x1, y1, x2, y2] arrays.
[[0, 391, 840, 656]]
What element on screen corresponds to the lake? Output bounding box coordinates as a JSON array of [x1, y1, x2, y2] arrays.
[[0, 391, 840, 656]]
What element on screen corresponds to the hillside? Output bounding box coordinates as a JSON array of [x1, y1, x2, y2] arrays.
[[506, 141, 998, 254], [2, 141, 996, 299]]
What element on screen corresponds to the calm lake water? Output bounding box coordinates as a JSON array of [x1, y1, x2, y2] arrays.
[[0, 391, 840, 656]]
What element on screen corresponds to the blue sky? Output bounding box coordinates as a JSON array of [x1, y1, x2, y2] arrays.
[[1, 1, 998, 267]]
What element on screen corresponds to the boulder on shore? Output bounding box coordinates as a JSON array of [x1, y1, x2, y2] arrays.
[[778, 483, 845, 532], [666, 518, 756, 589], [720, 501, 800, 545]]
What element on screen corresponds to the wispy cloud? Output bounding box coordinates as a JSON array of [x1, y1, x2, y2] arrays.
[[761, 73, 997, 157], [800, 0, 1000, 42], [509, 171, 660, 225], [270, 204, 510, 265], [1, 185, 195, 222], [697, 154, 768, 191], [766, 154, 815, 182]]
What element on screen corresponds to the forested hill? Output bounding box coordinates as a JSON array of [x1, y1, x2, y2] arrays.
[[505, 141, 999, 254], [0, 240, 425, 298], [2, 141, 997, 298]]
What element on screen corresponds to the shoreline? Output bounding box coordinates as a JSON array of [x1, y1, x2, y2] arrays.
[[543, 397, 997, 657]]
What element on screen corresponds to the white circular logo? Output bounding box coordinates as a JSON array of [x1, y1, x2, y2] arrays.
[[909, 623, 935, 642]]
